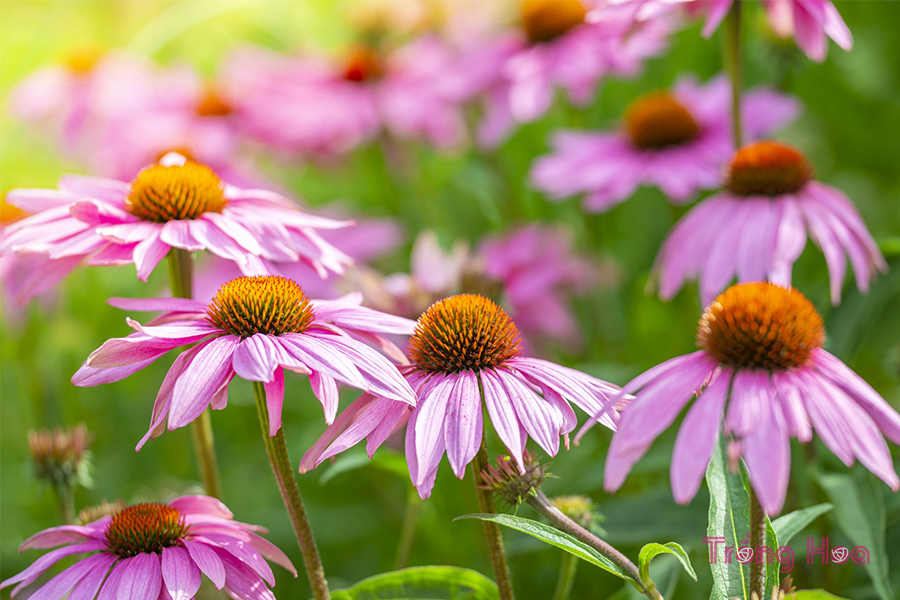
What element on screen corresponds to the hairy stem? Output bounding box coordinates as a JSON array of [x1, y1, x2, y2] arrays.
[[394, 489, 422, 570], [253, 382, 330, 600], [472, 434, 516, 600], [551, 552, 578, 600], [723, 0, 743, 148], [527, 490, 661, 600], [56, 483, 76, 525], [749, 487, 767, 599], [167, 248, 223, 500]]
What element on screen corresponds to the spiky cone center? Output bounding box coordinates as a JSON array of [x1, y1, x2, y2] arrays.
[[725, 141, 813, 196], [196, 88, 232, 117], [522, 0, 586, 44], [624, 92, 700, 149], [207, 275, 315, 338], [105, 503, 188, 557], [342, 45, 384, 82], [479, 451, 549, 507], [409, 294, 521, 373], [126, 161, 227, 223], [698, 282, 824, 371]]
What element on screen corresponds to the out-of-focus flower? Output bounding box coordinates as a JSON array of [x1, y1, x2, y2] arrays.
[[642, 0, 852, 62], [1, 153, 352, 302], [653, 141, 886, 305], [581, 282, 900, 514], [1, 194, 56, 319], [77, 499, 127, 526], [359, 226, 607, 350], [223, 36, 470, 156], [301, 294, 629, 498], [72, 276, 416, 448], [551, 494, 606, 534], [7, 49, 189, 155], [0, 495, 296, 599], [28, 423, 93, 492], [530, 74, 800, 212], [458, 0, 673, 147]]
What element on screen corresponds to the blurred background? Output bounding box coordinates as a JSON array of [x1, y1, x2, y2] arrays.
[[1, 1, 898, 598]]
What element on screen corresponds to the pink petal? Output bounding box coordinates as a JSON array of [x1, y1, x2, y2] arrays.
[[162, 547, 201, 600], [233, 334, 281, 382], [168, 496, 233, 519], [67, 554, 117, 600], [309, 371, 338, 424], [443, 371, 483, 479], [182, 540, 226, 590], [201, 533, 274, 587], [116, 553, 162, 600], [265, 368, 286, 435], [134, 232, 170, 282], [169, 336, 239, 429], [413, 375, 454, 487], [1, 541, 106, 591], [480, 369, 525, 469], [742, 380, 791, 515], [496, 369, 562, 457], [28, 552, 110, 600]]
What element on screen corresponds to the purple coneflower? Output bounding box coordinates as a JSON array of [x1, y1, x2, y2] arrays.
[[0, 496, 295, 600], [530, 74, 799, 212], [581, 282, 900, 515], [653, 141, 886, 305], [72, 275, 416, 447], [0, 153, 352, 302], [301, 293, 628, 498]]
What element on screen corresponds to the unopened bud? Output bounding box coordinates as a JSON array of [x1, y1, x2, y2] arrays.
[[478, 450, 549, 507]]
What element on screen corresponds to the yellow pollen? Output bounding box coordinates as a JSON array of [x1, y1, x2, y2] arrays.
[[196, 88, 232, 117], [125, 161, 227, 223], [207, 276, 316, 338], [105, 503, 188, 557], [697, 282, 825, 371], [63, 46, 103, 74], [624, 92, 700, 149], [342, 46, 383, 82], [725, 141, 813, 196], [522, 0, 587, 44], [409, 294, 522, 373]]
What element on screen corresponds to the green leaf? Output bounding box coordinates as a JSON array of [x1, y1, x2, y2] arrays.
[[638, 542, 697, 586], [771, 504, 833, 546], [706, 438, 751, 600], [329, 566, 499, 600], [318, 451, 409, 485], [455, 513, 637, 584], [791, 591, 851, 600], [816, 469, 894, 600]]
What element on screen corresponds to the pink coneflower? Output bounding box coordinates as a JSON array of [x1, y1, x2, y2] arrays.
[[461, 0, 672, 148], [223, 36, 469, 156], [530, 74, 800, 212], [654, 141, 887, 305], [301, 294, 628, 498], [0, 495, 295, 599], [645, 0, 852, 62], [581, 282, 900, 514], [72, 275, 417, 447], [0, 153, 352, 302]]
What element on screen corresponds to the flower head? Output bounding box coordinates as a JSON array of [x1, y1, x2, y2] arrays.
[[530, 74, 800, 212], [653, 141, 887, 305], [72, 276, 417, 447], [0, 495, 295, 600], [583, 282, 900, 514], [1, 153, 353, 302], [301, 293, 629, 498], [479, 450, 550, 507], [28, 423, 93, 491]]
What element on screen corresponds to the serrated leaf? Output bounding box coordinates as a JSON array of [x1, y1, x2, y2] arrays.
[[455, 513, 637, 585], [706, 437, 751, 600], [329, 566, 499, 600], [638, 542, 697, 586], [816, 469, 894, 600], [771, 504, 833, 546]]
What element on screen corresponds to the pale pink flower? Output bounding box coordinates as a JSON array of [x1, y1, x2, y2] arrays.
[[653, 141, 886, 305], [301, 294, 628, 498], [530, 74, 800, 212], [1, 496, 295, 600], [222, 36, 469, 156], [580, 282, 899, 515], [0, 153, 352, 302], [72, 276, 416, 448]]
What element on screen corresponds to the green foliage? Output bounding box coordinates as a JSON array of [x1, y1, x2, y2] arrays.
[[330, 566, 500, 600], [771, 504, 833, 547], [637, 542, 697, 587]]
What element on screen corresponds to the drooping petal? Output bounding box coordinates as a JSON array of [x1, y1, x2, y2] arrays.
[[0, 540, 105, 591], [480, 369, 525, 469], [443, 371, 483, 479], [182, 539, 226, 590], [232, 334, 282, 382], [742, 381, 791, 515], [168, 336, 239, 429], [299, 394, 380, 473], [116, 552, 162, 600], [202, 533, 275, 587], [28, 552, 112, 600], [495, 369, 562, 457], [413, 375, 454, 487], [168, 496, 234, 519], [308, 371, 338, 424], [162, 546, 202, 600], [218, 551, 276, 600], [67, 554, 117, 600]]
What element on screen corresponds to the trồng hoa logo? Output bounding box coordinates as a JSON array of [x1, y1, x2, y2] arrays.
[[703, 536, 870, 573]]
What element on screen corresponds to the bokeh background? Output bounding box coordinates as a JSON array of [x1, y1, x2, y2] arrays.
[[1, 1, 899, 599]]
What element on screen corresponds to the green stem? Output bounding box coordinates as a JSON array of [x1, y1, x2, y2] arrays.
[[749, 487, 767, 599], [253, 382, 330, 600], [472, 428, 516, 600], [166, 248, 222, 500], [551, 553, 578, 600], [56, 483, 76, 525], [723, 0, 743, 148], [394, 489, 422, 570]]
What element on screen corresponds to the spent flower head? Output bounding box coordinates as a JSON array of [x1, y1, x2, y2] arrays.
[[28, 423, 93, 491], [479, 450, 550, 507]]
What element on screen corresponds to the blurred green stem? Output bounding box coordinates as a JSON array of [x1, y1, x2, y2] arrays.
[[167, 248, 223, 500], [394, 489, 422, 570], [749, 487, 767, 599], [253, 382, 330, 600], [551, 553, 578, 600], [56, 483, 76, 525], [723, 0, 743, 148], [472, 437, 516, 600]]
